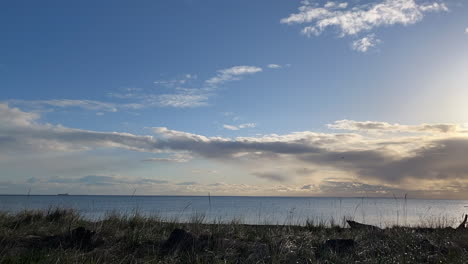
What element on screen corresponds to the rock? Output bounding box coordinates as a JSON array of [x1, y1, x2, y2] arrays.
[[162, 228, 198, 253], [70, 227, 95, 245]]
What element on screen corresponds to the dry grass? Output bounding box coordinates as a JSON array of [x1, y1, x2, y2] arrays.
[[1, 209, 468, 263]]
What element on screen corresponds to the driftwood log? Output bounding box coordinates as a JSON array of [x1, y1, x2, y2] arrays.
[[456, 214, 467, 230], [346, 220, 381, 231], [347, 214, 468, 230]]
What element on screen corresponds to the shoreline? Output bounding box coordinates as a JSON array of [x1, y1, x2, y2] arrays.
[[1, 209, 468, 263]]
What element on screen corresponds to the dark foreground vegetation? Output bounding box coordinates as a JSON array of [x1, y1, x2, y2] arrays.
[[1, 209, 468, 263]]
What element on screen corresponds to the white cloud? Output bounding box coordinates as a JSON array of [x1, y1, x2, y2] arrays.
[[337, 2, 348, 9], [352, 34, 381, 52], [156, 93, 210, 108], [267, 64, 282, 69], [465, 27, 468, 34], [9, 65, 263, 111], [281, 0, 448, 50], [205, 66, 262, 87], [239, 123, 256, 129], [0, 103, 39, 127], [223, 123, 256, 130], [9, 99, 118, 112], [153, 74, 197, 87], [223, 124, 240, 130], [324, 2, 348, 9], [155, 65, 262, 107]]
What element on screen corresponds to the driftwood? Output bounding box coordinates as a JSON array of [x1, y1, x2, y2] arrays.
[[456, 214, 467, 230], [346, 220, 381, 231], [348, 214, 468, 231]]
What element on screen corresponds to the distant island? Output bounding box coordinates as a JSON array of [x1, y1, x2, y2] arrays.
[[57, 193, 69, 196]]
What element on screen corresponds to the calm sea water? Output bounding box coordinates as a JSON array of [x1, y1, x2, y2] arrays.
[[0, 195, 467, 228]]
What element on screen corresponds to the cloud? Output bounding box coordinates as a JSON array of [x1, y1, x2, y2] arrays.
[[465, 27, 468, 34], [205, 66, 262, 87], [252, 172, 287, 182], [323, 2, 349, 9], [148, 66, 262, 107], [48, 175, 169, 186], [352, 34, 381, 52], [153, 74, 197, 88], [328, 119, 461, 133], [0, 103, 159, 153], [281, 0, 448, 51], [267, 64, 282, 69], [7, 65, 262, 111], [296, 168, 316, 176], [156, 93, 210, 108], [176, 181, 198, 186], [142, 153, 193, 163], [318, 179, 400, 195], [301, 184, 315, 190], [9, 99, 119, 112], [0, 103, 39, 127], [223, 123, 256, 130], [191, 169, 218, 174], [5, 104, 468, 195], [223, 124, 240, 131]]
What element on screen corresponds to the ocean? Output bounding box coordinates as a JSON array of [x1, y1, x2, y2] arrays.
[[0, 195, 466, 228]]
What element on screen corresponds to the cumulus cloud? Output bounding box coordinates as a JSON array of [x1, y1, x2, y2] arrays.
[[322, 2, 349, 9], [0, 103, 39, 127], [352, 34, 381, 52], [281, 0, 448, 51]]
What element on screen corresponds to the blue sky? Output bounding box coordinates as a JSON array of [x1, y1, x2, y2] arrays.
[[1, 0, 468, 197]]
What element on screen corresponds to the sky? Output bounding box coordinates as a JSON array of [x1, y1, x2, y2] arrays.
[[1, 0, 468, 198]]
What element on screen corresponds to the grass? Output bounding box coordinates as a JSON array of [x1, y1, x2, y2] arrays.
[[1, 209, 468, 263]]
